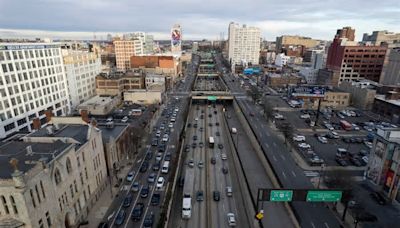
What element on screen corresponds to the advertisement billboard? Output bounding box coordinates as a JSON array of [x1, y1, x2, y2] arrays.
[[290, 86, 326, 98], [171, 26, 181, 47]]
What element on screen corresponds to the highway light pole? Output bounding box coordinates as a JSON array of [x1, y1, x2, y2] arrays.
[[317, 164, 326, 189]]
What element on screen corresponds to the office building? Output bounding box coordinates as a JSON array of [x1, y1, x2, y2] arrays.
[[339, 80, 377, 110], [373, 92, 400, 124], [367, 127, 400, 202], [228, 22, 261, 66], [95, 70, 145, 96], [275, 53, 290, 67], [62, 49, 101, 110], [326, 29, 387, 83], [276, 35, 319, 53], [0, 43, 70, 139], [0, 121, 107, 227], [123, 32, 155, 55], [114, 40, 135, 71], [362, 30, 400, 47], [380, 48, 400, 85]]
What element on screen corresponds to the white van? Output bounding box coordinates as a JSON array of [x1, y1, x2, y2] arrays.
[[231, 128, 237, 134], [161, 161, 170, 174]]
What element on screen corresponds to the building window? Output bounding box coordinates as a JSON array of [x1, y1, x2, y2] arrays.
[[70, 184, 74, 198], [74, 180, 78, 193], [10, 196, 18, 214], [54, 168, 62, 185], [35, 185, 41, 203], [45, 211, 51, 226], [40, 181, 46, 199], [38, 219, 44, 228], [29, 190, 36, 208], [66, 158, 72, 174], [1, 196, 9, 214]]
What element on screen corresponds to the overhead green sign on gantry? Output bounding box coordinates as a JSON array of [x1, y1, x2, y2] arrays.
[[270, 190, 293, 202], [207, 96, 217, 101], [306, 191, 342, 202]]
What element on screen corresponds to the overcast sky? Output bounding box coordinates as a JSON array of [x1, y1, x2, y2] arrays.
[[0, 0, 399, 41]]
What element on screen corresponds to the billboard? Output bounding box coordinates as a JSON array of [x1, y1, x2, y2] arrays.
[[290, 86, 326, 98], [171, 25, 182, 47]]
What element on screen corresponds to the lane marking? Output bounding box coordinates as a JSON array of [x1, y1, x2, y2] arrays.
[[272, 155, 277, 161], [324, 222, 330, 228], [273, 142, 277, 147], [280, 154, 286, 161], [291, 171, 297, 177], [282, 171, 287, 179], [264, 143, 270, 149], [310, 221, 316, 228]]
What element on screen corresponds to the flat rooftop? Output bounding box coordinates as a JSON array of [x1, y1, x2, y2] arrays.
[[78, 95, 117, 107]]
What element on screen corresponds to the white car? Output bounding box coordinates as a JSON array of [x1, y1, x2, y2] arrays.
[[330, 131, 340, 139], [221, 153, 227, 160], [126, 171, 135, 182], [121, 116, 129, 123], [162, 136, 169, 142], [352, 124, 360, 131], [227, 213, 237, 226], [318, 136, 328, 144], [155, 152, 163, 162], [273, 113, 284, 119], [156, 177, 165, 190], [300, 114, 310, 119], [293, 135, 306, 142], [298, 143, 311, 149], [168, 123, 174, 128]]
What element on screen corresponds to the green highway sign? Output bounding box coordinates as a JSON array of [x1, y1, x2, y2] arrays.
[[207, 96, 217, 101], [306, 191, 342, 202], [270, 190, 293, 202]]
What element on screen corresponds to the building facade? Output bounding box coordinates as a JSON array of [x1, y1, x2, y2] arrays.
[[114, 40, 135, 71], [275, 53, 290, 67], [362, 30, 400, 47], [276, 35, 319, 53], [339, 81, 377, 110], [380, 48, 400, 86], [95, 70, 145, 96], [228, 22, 261, 66], [0, 43, 70, 139], [62, 50, 101, 110], [367, 127, 400, 202], [373, 93, 400, 124], [326, 35, 387, 83], [171, 24, 182, 53], [0, 122, 107, 228], [336, 27, 355, 41]]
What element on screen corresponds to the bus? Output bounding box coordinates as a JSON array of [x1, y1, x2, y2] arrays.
[[340, 120, 352, 131], [209, 137, 215, 148]]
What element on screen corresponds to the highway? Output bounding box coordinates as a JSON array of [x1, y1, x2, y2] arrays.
[[215, 53, 342, 228], [101, 55, 199, 228]]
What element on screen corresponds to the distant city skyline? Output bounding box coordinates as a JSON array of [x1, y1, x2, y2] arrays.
[[0, 0, 399, 41]]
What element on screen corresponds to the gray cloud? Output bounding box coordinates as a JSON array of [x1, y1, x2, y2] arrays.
[[0, 0, 399, 40]]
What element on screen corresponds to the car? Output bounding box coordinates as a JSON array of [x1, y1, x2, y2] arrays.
[[145, 152, 153, 161], [115, 209, 126, 225], [318, 136, 328, 144], [164, 152, 171, 161], [121, 116, 129, 123], [131, 181, 140, 192], [162, 135, 169, 142], [350, 157, 363, 167], [123, 194, 133, 207], [151, 139, 158, 146], [193, 135, 198, 141], [330, 131, 340, 139], [298, 143, 311, 149], [364, 141, 373, 148], [352, 124, 360, 131], [152, 162, 160, 171], [199, 127, 203, 132], [106, 116, 113, 122], [196, 190, 204, 201], [151, 193, 161, 206], [213, 191, 220, 201], [209, 123, 213, 127], [168, 123, 173, 128], [300, 114, 310, 119], [156, 177, 165, 190], [192, 142, 197, 148], [250, 112, 255, 116], [140, 162, 149, 173], [310, 156, 324, 165], [215, 122, 220, 126], [147, 173, 156, 183], [273, 113, 284, 119], [199, 142, 204, 148], [335, 158, 348, 166], [155, 152, 163, 162], [211, 157, 216, 164], [198, 161, 204, 168], [359, 149, 369, 156], [222, 167, 228, 174], [216, 131, 220, 136], [126, 172, 135, 182], [140, 186, 149, 198], [218, 144, 224, 149], [143, 212, 154, 228], [214, 110, 217, 114], [370, 191, 387, 205], [221, 153, 227, 160], [185, 144, 190, 152], [187, 123, 192, 128], [293, 135, 306, 142], [226, 186, 233, 196], [188, 159, 194, 168], [227, 213, 237, 226]]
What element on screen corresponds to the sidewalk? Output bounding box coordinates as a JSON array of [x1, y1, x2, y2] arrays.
[[85, 159, 135, 227]]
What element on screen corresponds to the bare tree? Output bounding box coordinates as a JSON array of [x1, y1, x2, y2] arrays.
[[262, 98, 274, 121], [277, 121, 294, 144]]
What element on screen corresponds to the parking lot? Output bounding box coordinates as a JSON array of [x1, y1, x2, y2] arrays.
[[265, 95, 398, 168]]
